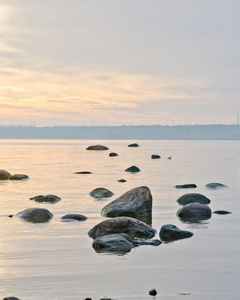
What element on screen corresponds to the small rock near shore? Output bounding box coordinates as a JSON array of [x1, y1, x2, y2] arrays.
[[159, 224, 193, 241], [148, 289, 157, 296], [30, 194, 61, 203], [109, 152, 118, 157], [128, 143, 139, 147], [61, 214, 87, 221], [0, 169, 11, 180], [17, 208, 53, 223], [213, 210, 232, 215], [177, 193, 210, 205], [10, 174, 29, 180], [205, 182, 227, 189], [89, 187, 114, 198], [3, 297, 21, 300], [151, 154, 161, 159], [86, 145, 109, 150], [175, 184, 197, 189], [125, 166, 141, 172]]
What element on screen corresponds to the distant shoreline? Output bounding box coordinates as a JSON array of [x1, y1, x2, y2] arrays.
[[0, 124, 239, 140]]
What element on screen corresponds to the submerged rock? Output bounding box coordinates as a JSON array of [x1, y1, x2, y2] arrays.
[[9, 174, 29, 180], [159, 224, 193, 242], [177, 203, 212, 222], [109, 152, 118, 157], [151, 154, 161, 159], [3, 297, 21, 300], [125, 166, 141, 173], [61, 214, 87, 221], [88, 216, 156, 239], [175, 184, 197, 189], [213, 210, 232, 215], [17, 208, 53, 223], [86, 145, 109, 150], [177, 193, 211, 205], [0, 169, 11, 180], [101, 186, 152, 218], [89, 187, 114, 198], [92, 233, 133, 253], [74, 171, 92, 174], [118, 179, 126, 182], [30, 194, 61, 203], [133, 238, 161, 246], [128, 143, 139, 147], [205, 182, 227, 189]]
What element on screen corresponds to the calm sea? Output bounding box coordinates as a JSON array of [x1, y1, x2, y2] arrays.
[[0, 139, 239, 300]]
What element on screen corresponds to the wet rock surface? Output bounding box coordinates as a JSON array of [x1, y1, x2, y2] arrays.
[[9, 174, 29, 180], [175, 184, 197, 189], [109, 152, 118, 157], [205, 182, 227, 189], [92, 233, 133, 253], [213, 210, 232, 215], [125, 165, 141, 172], [0, 169, 11, 180], [74, 171, 92, 174], [128, 143, 139, 147], [30, 194, 61, 203], [88, 216, 156, 240], [89, 187, 114, 198], [177, 193, 211, 205], [16, 208, 53, 223], [101, 186, 152, 218], [151, 154, 161, 159], [61, 214, 87, 221], [177, 203, 212, 222], [86, 145, 109, 150], [159, 224, 193, 241]]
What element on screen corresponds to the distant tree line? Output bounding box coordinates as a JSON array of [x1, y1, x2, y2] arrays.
[[0, 125, 239, 139]]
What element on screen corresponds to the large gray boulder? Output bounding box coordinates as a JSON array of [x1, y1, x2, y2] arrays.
[[177, 203, 212, 222], [86, 145, 109, 150], [29, 194, 61, 203], [177, 193, 211, 205], [101, 186, 152, 217], [89, 187, 114, 198], [0, 169, 11, 180], [159, 224, 193, 242], [92, 233, 133, 253], [16, 208, 53, 223], [88, 216, 156, 239]]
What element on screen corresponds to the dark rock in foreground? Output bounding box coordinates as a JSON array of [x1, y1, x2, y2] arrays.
[[61, 214, 87, 221], [177, 193, 210, 205], [17, 208, 53, 223], [0, 169, 11, 180], [101, 186, 152, 217], [128, 143, 139, 147], [92, 233, 133, 253], [30, 194, 61, 203], [86, 145, 109, 150], [74, 171, 92, 174], [175, 184, 197, 189], [88, 216, 156, 239], [213, 210, 232, 215], [159, 224, 193, 242], [9, 174, 29, 180], [109, 152, 118, 157], [205, 182, 227, 189], [177, 203, 212, 222], [3, 297, 21, 300], [125, 165, 141, 173], [89, 187, 114, 198], [151, 154, 161, 159]]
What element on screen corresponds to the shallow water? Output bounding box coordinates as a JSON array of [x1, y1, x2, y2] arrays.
[[0, 139, 240, 300]]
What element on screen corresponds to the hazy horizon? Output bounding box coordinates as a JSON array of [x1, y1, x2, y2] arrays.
[[1, 1, 240, 126]]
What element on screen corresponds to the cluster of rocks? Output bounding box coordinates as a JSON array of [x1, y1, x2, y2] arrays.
[[0, 169, 29, 181]]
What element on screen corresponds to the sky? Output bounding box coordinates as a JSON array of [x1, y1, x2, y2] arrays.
[[0, 0, 239, 126]]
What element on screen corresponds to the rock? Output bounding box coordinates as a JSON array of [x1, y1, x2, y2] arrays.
[[74, 171, 92, 174], [88, 216, 156, 239], [151, 154, 161, 159], [92, 233, 133, 253], [128, 143, 139, 147], [177, 193, 210, 205], [118, 179, 126, 182], [86, 145, 109, 150], [0, 169, 11, 180], [159, 224, 193, 242], [61, 214, 87, 221], [133, 238, 161, 246], [125, 166, 141, 172], [89, 187, 114, 198], [29, 194, 61, 203], [16, 208, 53, 223], [9, 174, 29, 180], [109, 152, 118, 157], [175, 184, 197, 189], [213, 210, 232, 215], [3, 297, 21, 300], [205, 182, 227, 189], [148, 289, 157, 296], [101, 186, 152, 217], [177, 203, 212, 222]]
